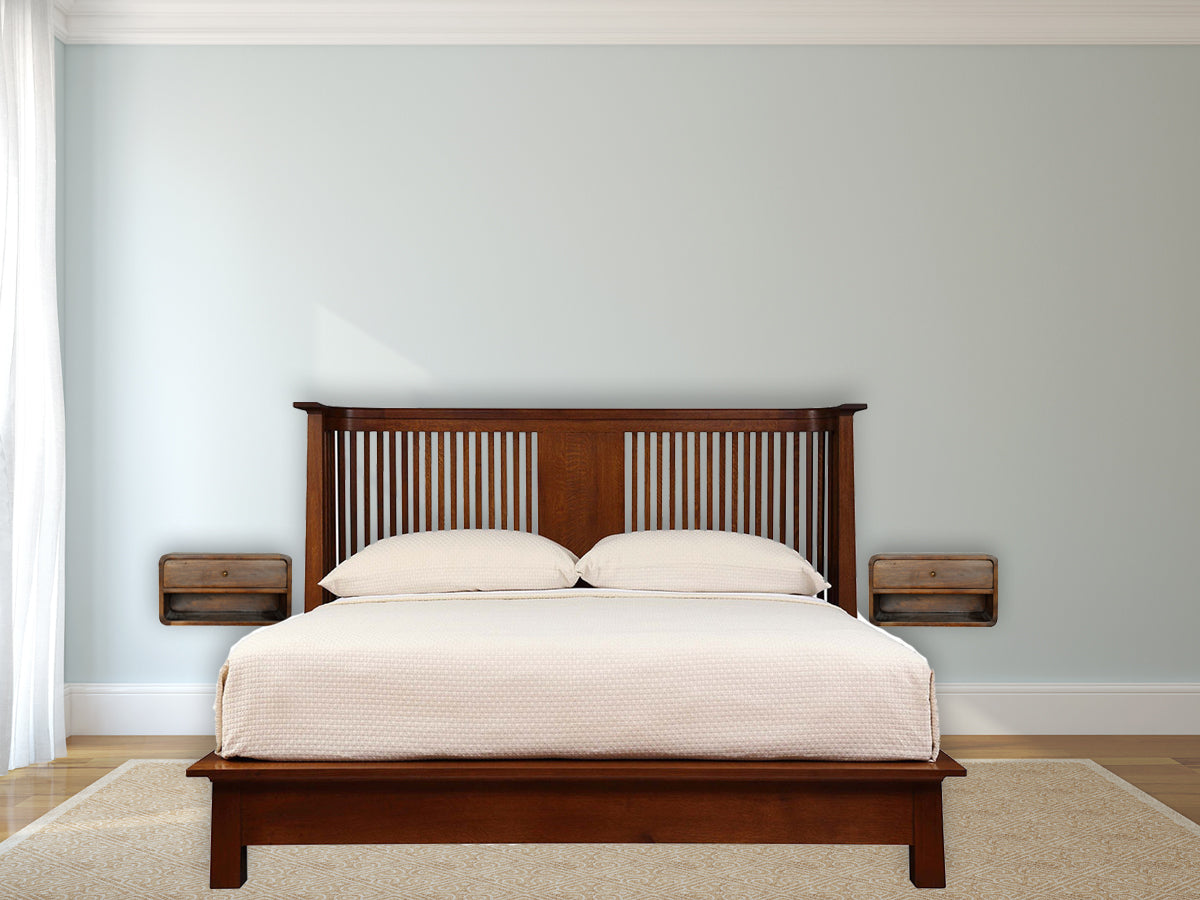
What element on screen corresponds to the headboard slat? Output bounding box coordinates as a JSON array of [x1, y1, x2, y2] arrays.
[[427, 434, 436, 532], [501, 432, 510, 530], [349, 431, 360, 554], [475, 433, 485, 527], [375, 433, 384, 542], [754, 433, 763, 538], [525, 434, 534, 532], [817, 432, 827, 576], [642, 434, 651, 531], [297, 404, 866, 616], [738, 435, 748, 534], [659, 433, 668, 530], [700, 434, 710, 532], [794, 433, 802, 555]]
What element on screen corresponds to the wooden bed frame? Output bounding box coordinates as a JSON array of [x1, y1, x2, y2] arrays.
[[187, 403, 965, 889]]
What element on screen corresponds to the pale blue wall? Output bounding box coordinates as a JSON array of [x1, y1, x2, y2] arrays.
[[62, 46, 1200, 685]]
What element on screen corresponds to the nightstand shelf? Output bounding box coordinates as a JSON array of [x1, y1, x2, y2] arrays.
[[159, 553, 291, 626], [869, 554, 997, 627]]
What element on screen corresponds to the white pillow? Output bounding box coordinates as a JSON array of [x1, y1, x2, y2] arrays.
[[319, 530, 579, 597], [575, 530, 830, 596]]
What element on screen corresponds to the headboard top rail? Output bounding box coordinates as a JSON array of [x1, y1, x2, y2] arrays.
[[294, 403, 867, 436], [295, 402, 865, 423]]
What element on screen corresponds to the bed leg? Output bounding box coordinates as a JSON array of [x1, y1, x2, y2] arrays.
[[210, 785, 248, 889], [908, 784, 946, 888]]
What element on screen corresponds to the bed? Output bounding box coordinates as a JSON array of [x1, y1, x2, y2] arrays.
[[187, 403, 965, 889]]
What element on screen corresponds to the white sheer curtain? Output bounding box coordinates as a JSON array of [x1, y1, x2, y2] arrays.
[[0, 0, 67, 774]]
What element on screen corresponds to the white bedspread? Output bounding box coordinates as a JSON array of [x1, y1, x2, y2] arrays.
[[215, 590, 939, 762]]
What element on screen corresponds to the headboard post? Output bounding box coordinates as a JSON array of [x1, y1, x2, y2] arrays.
[[296, 402, 335, 612], [826, 404, 866, 617]]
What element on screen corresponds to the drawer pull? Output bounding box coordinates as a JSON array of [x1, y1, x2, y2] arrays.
[[930, 570, 936, 577], [222, 570, 229, 577]]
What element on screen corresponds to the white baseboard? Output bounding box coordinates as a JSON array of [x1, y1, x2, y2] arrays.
[[66, 683, 217, 736], [64, 682, 1200, 737], [936, 683, 1200, 735]]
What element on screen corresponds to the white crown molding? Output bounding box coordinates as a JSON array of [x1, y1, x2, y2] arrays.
[[53, 0, 71, 39], [52, 0, 1200, 45], [65, 682, 1200, 737]]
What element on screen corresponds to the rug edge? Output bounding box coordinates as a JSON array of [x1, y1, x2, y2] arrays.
[[957, 757, 1200, 838], [1076, 758, 1200, 837], [0, 759, 189, 855]]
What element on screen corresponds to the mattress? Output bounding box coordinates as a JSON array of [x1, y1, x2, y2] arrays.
[[215, 590, 940, 762]]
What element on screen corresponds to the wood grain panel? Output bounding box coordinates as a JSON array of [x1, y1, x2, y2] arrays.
[[872, 558, 995, 591], [238, 780, 915, 847], [161, 557, 287, 590], [538, 431, 624, 557]]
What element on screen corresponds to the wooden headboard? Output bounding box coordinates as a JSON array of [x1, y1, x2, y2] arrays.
[[294, 404, 867, 616]]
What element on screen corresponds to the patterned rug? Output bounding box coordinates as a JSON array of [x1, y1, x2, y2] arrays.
[[1, 759, 1198, 899]]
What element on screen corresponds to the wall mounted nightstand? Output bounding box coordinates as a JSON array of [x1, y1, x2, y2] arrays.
[[868, 554, 997, 627], [159, 553, 291, 626]]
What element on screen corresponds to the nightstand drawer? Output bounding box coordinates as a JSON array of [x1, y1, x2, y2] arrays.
[[871, 557, 994, 591], [161, 556, 289, 591]]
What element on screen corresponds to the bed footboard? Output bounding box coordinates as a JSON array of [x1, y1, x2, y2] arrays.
[[187, 752, 966, 890]]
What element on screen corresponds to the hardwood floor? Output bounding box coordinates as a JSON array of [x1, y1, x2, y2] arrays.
[[2, 735, 1198, 842], [1, 736, 215, 841]]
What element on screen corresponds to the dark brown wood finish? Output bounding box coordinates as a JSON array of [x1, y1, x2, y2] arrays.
[[910, 783, 948, 888], [189, 402, 967, 890], [293, 404, 867, 615], [209, 784, 247, 888], [869, 554, 999, 627], [189, 751, 965, 889], [159, 554, 291, 626]]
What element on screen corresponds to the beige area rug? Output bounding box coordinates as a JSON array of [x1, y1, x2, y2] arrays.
[[1, 759, 1198, 899]]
